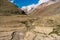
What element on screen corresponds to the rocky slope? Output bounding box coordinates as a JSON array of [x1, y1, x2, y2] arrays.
[[22, 0, 59, 14], [0, 0, 26, 16], [0, 0, 60, 40], [29, 0, 60, 16]]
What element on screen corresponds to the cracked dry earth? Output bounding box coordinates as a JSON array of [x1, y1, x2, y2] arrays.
[[0, 15, 60, 40]]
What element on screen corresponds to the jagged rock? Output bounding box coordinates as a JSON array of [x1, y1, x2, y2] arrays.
[[11, 31, 26, 40], [24, 31, 35, 40]]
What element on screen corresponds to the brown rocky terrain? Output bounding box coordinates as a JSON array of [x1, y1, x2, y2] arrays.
[[0, 0, 60, 40], [0, 0, 26, 16]]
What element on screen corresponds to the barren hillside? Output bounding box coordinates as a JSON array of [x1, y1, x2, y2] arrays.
[[29, 1, 60, 17], [0, 0, 60, 40], [0, 0, 26, 16]]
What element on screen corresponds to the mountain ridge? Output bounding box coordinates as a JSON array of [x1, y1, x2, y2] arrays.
[[29, 0, 60, 17], [22, 0, 60, 14], [0, 0, 26, 16]]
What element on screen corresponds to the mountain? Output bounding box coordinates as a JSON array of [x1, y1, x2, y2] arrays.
[[29, 0, 60, 16], [22, 0, 60, 14], [0, 0, 60, 40], [0, 0, 26, 16]]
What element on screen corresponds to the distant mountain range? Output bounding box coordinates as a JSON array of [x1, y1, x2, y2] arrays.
[[0, 0, 60, 16], [22, 0, 59, 14], [29, 0, 60, 16]]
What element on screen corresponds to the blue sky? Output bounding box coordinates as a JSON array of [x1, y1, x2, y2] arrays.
[[14, 0, 39, 8], [9, 0, 39, 8], [9, 0, 48, 8]]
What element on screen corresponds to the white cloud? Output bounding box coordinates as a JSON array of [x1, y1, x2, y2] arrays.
[[21, 4, 37, 11], [40, 0, 49, 3], [21, 0, 49, 12], [9, 0, 14, 3]]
